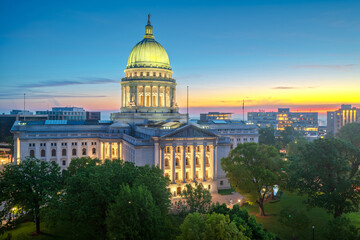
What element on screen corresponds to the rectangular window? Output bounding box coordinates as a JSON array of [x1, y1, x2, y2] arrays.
[[220, 181, 224, 186], [62, 160, 66, 166]]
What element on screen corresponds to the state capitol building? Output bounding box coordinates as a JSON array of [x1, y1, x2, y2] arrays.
[[11, 16, 259, 196]]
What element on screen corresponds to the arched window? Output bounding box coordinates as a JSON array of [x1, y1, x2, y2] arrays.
[[197, 146, 201, 152], [72, 148, 77, 156], [165, 158, 169, 167], [196, 157, 199, 165], [186, 157, 189, 166], [51, 149, 56, 157], [175, 158, 179, 166], [62, 149, 67, 156], [206, 146, 210, 152], [29, 149, 35, 157], [82, 148, 86, 155], [186, 146, 191, 153], [92, 148, 96, 154], [41, 149, 45, 157]]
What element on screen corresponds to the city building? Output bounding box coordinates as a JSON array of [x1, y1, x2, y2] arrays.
[[195, 120, 259, 149], [0, 112, 48, 143], [86, 111, 101, 121], [36, 107, 86, 121], [248, 108, 318, 136], [247, 111, 277, 128], [11, 16, 232, 195], [200, 112, 232, 122], [327, 105, 360, 136]]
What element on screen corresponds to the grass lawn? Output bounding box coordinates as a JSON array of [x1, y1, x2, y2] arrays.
[[243, 192, 360, 240], [0, 222, 72, 240], [218, 187, 235, 195]]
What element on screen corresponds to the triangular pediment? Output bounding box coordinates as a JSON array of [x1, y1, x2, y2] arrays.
[[160, 125, 218, 139]]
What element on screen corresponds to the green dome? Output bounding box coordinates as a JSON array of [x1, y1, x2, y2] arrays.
[[126, 20, 171, 70]]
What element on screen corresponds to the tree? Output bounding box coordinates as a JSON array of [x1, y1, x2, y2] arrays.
[[221, 143, 286, 216], [278, 126, 301, 149], [259, 127, 276, 146], [278, 207, 309, 239], [0, 158, 62, 234], [337, 122, 360, 149], [175, 182, 212, 215], [177, 212, 248, 240], [44, 158, 171, 239], [324, 217, 360, 240], [211, 204, 276, 240], [288, 138, 360, 218], [106, 184, 163, 240]]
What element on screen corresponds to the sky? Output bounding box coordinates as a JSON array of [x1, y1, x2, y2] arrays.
[[0, 0, 359, 121]]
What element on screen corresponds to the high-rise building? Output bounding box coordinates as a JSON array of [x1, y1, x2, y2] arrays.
[[86, 111, 101, 121], [36, 107, 86, 121], [0, 111, 48, 143], [327, 105, 360, 136], [200, 112, 232, 122], [248, 108, 318, 136]]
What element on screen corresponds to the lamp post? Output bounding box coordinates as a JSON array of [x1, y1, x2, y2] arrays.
[[312, 225, 315, 240]]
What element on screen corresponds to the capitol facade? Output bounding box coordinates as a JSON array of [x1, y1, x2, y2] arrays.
[[12, 17, 258, 196]]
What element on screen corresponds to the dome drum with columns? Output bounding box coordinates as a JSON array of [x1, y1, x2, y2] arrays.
[[112, 15, 186, 123]]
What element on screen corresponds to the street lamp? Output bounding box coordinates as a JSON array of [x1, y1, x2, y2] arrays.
[[312, 225, 315, 240]]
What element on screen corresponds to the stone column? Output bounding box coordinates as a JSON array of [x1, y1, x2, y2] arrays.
[[154, 140, 159, 166], [124, 86, 127, 107], [109, 142, 112, 160], [193, 144, 197, 181], [157, 85, 160, 107], [213, 144, 217, 180], [117, 142, 121, 160], [160, 145, 165, 172], [182, 144, 186, 183], [150, 85, 153, 107], [203, 144, 207, 181], [172, 145, 176, 183], [102, 141, 106, 160], [143, 85, 145, 107]]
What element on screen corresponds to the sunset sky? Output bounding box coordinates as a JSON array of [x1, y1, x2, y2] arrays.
[[0, 0, 359, 121]]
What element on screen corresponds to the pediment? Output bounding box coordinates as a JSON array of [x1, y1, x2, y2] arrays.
[[160, 125, 218, 139]]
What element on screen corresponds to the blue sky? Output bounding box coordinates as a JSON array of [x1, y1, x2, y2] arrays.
[[0, 0, 359, 120]]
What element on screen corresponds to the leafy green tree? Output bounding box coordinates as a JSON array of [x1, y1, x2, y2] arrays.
[[212, 204, 276, 240], [278, 126, 301, 149], [337, 122, 360, 149], [278, 207, 309, 239], [0, 158, 62, 234], [324, 217, 360, 240], [221, 143, 286, 216], [176, 212, 205, 240], [288, 138, 360, 218], [45, 158, 171, 239], [175, 182, 212, 215], [106, 184, 163, 240], [177, 212, 248, 240], [259, 127, 276, 146]]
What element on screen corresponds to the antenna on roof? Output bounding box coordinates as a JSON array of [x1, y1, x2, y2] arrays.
[[187, 86, 189, 124], [24, 93, 26, 122], [242, 99, 245, 122]]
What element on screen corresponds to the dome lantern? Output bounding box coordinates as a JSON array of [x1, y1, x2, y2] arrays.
[[126, 15, 171, 70]]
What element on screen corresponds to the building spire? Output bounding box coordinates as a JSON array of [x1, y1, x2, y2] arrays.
[[144, 14, 154, 39]]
